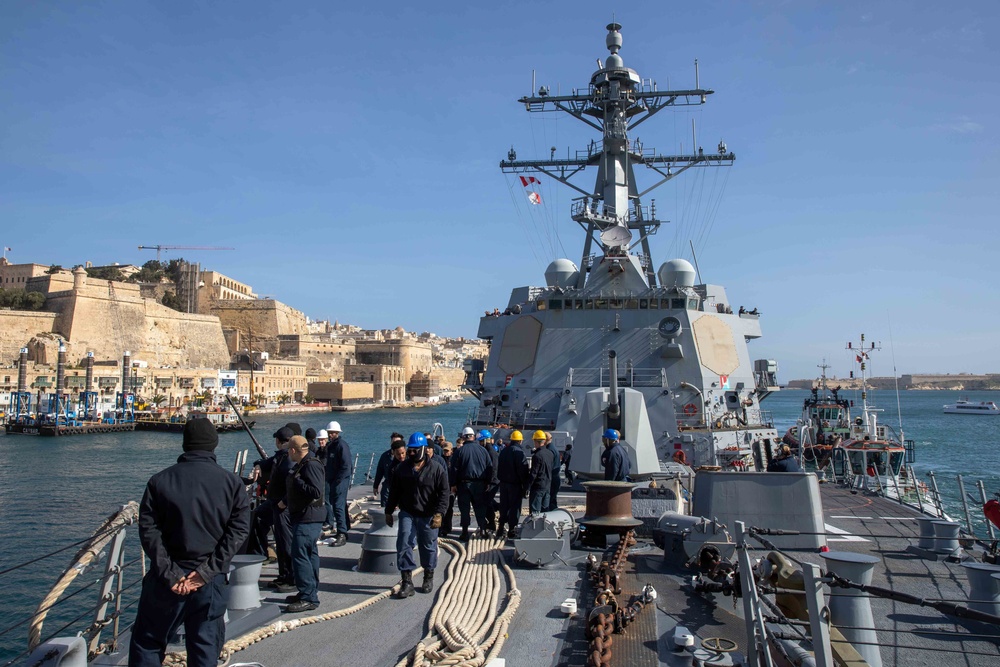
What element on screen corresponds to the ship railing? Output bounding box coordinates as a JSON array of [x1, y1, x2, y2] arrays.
[[0, 449, 258, 667], [567, 367, 667, 389], [731, 521, 1000, 667]]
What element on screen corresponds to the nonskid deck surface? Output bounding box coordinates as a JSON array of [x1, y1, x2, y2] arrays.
[[791, 483, 1000, 666]]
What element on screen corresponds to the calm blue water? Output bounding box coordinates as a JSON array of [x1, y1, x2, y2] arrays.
[[1, 391, 998, 661]]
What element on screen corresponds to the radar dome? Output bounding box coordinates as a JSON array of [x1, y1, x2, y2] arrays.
[[545, 259, 580, 288], [658, 259, 696, 288], [605, 53, 624, 69]]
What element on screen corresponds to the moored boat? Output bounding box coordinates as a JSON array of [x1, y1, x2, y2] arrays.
[[943, 399, 1000, 415]]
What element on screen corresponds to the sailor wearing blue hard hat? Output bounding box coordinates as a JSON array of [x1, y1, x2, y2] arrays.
[[600, 429, 631, 482], [385, 432, 450, 599]]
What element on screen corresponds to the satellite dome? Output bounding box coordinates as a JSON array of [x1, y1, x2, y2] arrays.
[[658, 259, 696, 288], [605, 53, 624, 69], [545, 259, 580, 288]]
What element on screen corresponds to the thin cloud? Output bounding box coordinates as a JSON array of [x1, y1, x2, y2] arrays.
[[931, 116, 984, 134]]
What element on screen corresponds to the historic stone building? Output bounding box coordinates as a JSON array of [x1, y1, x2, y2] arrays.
[[343, 364, 406, 403], [355, 337, 432, 385], [277, 334, 356, 377]]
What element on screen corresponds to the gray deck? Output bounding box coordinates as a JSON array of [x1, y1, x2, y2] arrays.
[[215, 484, 1000, 666]]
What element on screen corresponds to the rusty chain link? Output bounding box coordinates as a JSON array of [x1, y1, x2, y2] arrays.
[[584, 531, 647, 667]]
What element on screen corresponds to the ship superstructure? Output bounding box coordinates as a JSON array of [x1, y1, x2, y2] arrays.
[[463, 24, 780, 478]]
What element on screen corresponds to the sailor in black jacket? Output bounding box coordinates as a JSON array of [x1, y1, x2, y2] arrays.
[[284, 436, 326, 612], [528, 430, 557, 515], [385, 432, 450, 598], [129, 418, 250, 667], [497, 430, 530, 537]]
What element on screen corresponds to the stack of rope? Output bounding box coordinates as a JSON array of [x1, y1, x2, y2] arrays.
[[396, 537, 521, 667]]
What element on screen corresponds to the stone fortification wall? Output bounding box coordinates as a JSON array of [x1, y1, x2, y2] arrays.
[[0, 311, 60, 363], [41, 277, 230, 368], [212, 299, 308, 355]]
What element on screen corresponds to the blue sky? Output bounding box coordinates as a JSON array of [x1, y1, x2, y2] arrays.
[[2, 1, 997, 380]]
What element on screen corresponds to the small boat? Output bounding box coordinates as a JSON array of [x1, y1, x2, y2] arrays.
[[782, 360, 851, 467], [943, 399, 1000, 415]]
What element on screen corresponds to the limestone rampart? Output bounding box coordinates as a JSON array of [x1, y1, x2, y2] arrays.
[[0, 311, 60, 363]]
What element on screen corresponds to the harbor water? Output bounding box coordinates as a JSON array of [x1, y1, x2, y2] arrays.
[[1, 390, 998, 662]]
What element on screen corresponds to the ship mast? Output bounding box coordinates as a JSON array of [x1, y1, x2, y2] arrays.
[[500, 23, 735, 288], [847, 334, 882, 438]]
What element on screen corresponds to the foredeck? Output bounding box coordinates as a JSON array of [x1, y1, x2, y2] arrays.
[[205, 484, 1000, 666]]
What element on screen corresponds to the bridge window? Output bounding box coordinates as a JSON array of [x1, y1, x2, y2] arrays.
[[536, 300, 547, 311], [549, 299, 562, 310], [584, 299, 594, 309], [688, 299, 699, 310], [609, 298, 623, 309], [639, 299, 648, 309], [594, 298, 608, 309], [625, 298, 638, 309], [671, 298, 685, 309], [573, 300, 584, 310]]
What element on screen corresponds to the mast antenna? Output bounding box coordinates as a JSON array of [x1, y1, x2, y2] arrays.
[[689, 240, 703, 284]]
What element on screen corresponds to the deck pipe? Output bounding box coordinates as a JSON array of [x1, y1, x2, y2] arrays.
[[961, 562, 1000, 616], [820, 551, 883, 667]]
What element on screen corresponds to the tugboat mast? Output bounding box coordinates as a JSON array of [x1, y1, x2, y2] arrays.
[[500, 23, 735, 288]]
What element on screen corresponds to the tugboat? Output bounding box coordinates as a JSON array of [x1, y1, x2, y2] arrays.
[[782, 360, 852, 467], [463, 23, 781, 476]]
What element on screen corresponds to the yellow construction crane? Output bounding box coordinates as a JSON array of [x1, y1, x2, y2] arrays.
[[137, 245, 234, 262]]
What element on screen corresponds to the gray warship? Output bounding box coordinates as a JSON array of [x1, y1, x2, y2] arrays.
[[463, 22, 781, 480], [9, 22, 1000, 667]]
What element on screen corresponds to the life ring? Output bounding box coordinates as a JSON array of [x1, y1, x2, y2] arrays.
[[672, 450, 688, 465], [683, 403, 698, 416]]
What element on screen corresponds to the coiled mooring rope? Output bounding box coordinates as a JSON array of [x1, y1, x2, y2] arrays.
[[396, 536, 522, 667]]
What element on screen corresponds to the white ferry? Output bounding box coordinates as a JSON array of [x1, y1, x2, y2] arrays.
[[943, 399, 1000, 415]]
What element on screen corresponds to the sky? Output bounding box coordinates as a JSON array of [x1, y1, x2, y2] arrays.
[[1, 1, 997, 380]]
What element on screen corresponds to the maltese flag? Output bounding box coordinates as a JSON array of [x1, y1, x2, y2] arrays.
[[527, 191, 542, 205], [519, 176, 540, 187]]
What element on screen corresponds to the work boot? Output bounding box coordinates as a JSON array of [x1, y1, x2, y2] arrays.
[[330, 533, 348, 547], [459, 529, 469, 542], [394, 570, 415, 599], [419, 569, 434, 594]]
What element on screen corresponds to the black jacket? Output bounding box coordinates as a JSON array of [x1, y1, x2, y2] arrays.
[[286, 454, 327, 523], [529, 446, 557, 491], [386, 460, 450, 518], [138, 450, 250, 587], [326, 436, 353, 483], [372, 449, 394, 492], [266, 450, 292, 503], [768, 455, 803, 473], [498, 445, 529, 490]]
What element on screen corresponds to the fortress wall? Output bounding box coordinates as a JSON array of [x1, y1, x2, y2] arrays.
[[0, 311, 59, 363], [212, 300, 309, 354]]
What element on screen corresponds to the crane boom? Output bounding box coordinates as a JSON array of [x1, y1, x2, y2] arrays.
[[137, 245, 235, 262]]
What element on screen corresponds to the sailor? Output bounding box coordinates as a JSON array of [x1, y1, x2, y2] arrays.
[[129, 418, 250, 667], [450, 426, 493, 540], [439, 440, 456, 537], [264, 427, 295, 592], [284, 422, 302, 437], [373, 433, 406, 507], [304, 427, 318, 455], [324, 420, 352, 547], [600, 429, 631, 482], [385, 432, 450, 598], [544, 431, 561, 511], [562, 443, 575, 485], [316, 429, 329, 462], [480, 430, 500, 532], [767, 445, 802, 473], [528, 430, 556, 515], [497, 430, 529, 538], [283, 435, 326, 613]]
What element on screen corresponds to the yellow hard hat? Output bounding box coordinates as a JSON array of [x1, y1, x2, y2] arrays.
[[532, 430, 547, 441], [510, 430, 523, 442]]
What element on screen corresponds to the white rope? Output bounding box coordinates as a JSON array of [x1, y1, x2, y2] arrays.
[[396, 537, 522, 667]]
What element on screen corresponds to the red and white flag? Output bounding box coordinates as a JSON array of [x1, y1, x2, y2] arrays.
[[527, 191, 542, 205], [519, 176, 540, 187]]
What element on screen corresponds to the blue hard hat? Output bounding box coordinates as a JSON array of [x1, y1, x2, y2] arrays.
[[477, 429, 492, 441], [603, 428, 620, 441], [407, 432, 427, 448]]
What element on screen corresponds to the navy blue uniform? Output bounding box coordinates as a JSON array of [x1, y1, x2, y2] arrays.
[[545, 442, 561, 511], [497, 444, 529, 533], [601, 443, 631, 481], [387, 460, 450, 572], [325, 435, 353, 535], [450, 440, 493, 533], [528, 446, 557, 515], [286, 454, 325, 604], [130, 450, 250, 667], [767, 455, 802, 473]]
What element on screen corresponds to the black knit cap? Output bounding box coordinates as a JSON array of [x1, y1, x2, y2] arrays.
[[273, 426, 293, 442], [285, 422, 302, 436], [183, 417, 219, 452], [304, 427, 317, 441]]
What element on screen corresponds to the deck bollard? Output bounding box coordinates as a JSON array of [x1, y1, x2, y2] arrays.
[[358, 508, 399, 574], [226, 554, 266, 610], [821, 551, 882, 667], [916, 516, 938, 550], [961, 563, 1000, 615], [931, 520, 961, 557]]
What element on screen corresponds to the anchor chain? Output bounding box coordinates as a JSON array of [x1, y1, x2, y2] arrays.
[[585, 531, 649, 667]]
